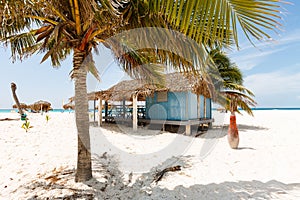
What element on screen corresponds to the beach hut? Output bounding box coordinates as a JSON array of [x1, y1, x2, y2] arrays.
[[12, 103, 28, 110], [90, 72, 214, 134], [144, 73, 214, 134], [89, 79, 154, 127], [30, 100, 52, 112], [63, 102, 75, 110]]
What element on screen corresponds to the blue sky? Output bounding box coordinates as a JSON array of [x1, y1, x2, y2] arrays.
[[0, 1, 299, 109], [229, 1, 300, 107]]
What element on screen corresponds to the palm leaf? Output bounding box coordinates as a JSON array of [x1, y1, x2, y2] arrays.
[[222, 90, 257, 116], [124, 0, 283, 47], [5, 31, 38, 62]]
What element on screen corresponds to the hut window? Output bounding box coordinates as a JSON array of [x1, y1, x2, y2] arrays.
[[157, 91, 168, 102]]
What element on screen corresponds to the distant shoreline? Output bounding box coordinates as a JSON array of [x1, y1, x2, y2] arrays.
[[2, 107, 300, 113], [0, 109, 74, 113], [213, 107, 300, 111]]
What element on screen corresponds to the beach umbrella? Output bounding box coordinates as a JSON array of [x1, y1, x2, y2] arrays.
[[32, 100, 52, 112], [63, 102, 75, 110], [12, 103, 28, 110]]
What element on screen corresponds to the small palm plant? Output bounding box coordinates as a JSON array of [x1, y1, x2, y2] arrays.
[[211, 49, 257, 149], [46, 115, 50, 123], [22, 120, 32, 133], [223, 88, 257, 149]]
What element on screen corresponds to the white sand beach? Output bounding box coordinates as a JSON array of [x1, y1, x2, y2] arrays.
[[1, 110, 300, 199]]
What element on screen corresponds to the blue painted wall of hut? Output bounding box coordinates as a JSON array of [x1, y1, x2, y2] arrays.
[[206, 98, 212, 119], [146, 91, 212, 121]]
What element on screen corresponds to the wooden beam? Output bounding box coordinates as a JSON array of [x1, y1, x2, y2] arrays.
[[93, 99, 96, 123], [204, 97, 207, 118], [186, 124, 191, 136], [133, 94, 138, 131], [197, 95, 200, 118], [105, 101, 108, 122], [122, 99, 126, 119], [98, 98, 103, 127], [185, 92, 189, 120]]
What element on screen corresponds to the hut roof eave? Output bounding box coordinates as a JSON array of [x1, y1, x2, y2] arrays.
[[71, 72, 214, 102]]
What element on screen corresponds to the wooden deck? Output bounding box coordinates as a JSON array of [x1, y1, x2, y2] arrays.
[[101, 116, 214, 135], [139, 118, 214, 135]]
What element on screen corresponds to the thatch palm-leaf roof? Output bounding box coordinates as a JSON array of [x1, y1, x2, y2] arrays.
[[63, 103, 75, 110], [29, 100, 52, 112], [88, 72, 214, 102], [12, 103, 28, 109]]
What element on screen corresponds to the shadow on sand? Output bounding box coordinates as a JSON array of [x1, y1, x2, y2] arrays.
[[218, 124, 269, 132], [17, 155, 299, 200]]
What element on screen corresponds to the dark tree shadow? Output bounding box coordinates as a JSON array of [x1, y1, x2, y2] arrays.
[[196, 124, 269, 139], [217, 124, 269, 132], [237, 147, 256, 150], [238, 124, 269, 131], [15, 154, 300, 200]]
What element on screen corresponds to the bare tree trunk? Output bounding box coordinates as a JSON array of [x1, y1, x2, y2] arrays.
[[10, 82, 24, 116], [73, 49, 92, 182], [227, 113, 239, 149]]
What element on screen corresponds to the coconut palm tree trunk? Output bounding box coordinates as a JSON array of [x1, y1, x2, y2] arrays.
[[10, 82, 24, 116], [228, 112, 239, 149], [73, 49, 92, 182]]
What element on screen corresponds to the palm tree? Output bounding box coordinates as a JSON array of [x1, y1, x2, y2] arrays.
[[10, 82, 24, 116], [223, 89, 257, 149], [211, 49, 257, 149], [0, 0, 283, 181]]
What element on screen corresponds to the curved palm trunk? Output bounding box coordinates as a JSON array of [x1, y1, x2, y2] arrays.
[[73, 49, 92, 182], [10, 82, 24, 116], [228, 113, 239, 149]]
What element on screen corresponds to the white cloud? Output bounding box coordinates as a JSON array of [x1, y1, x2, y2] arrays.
[[244, 70, 300, 107], [245, 71, 300, 94], [230, 47, 287, 70], [228, 29, 300, 71], [279, 28, 300, 44]]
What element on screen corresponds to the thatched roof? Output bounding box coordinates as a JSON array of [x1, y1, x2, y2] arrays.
[[12, 103, 28, 109], [69, 91, 105, 102], [63, 103, 75, 110], [93, 72, 214, 101], [29, 100, 52, 112], [98, 79, 156, 101], [69, 72, 214, 102]]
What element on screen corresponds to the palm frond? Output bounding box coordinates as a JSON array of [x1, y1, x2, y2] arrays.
[[222, 90, 257, 116], [223, 83, 255, 96], [5, 31, 38, 62], [139, 0, 283, 47], [83, 53, 101, 81]]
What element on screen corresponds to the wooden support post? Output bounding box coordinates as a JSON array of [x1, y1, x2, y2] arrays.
[[122, 99, 126, 119], [105, 101, 108, 122], [98, 98, 103, 127], [204, 97, 207, 119], [186, 124, 191, 136], [209, 122, 212, 129], [133, 94, 138, 131], [93, 99, 96, 123], [197, 95, 200, 118]]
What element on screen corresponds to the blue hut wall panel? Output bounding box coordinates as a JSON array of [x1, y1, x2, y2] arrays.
[[188, 92, 198, 119], [146, 91, 212, 121], [199, 95, 205, 118], [206, 98, 212, 119]]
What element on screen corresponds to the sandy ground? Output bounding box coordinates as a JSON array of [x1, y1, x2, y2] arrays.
[[0, 110, 300, 199]]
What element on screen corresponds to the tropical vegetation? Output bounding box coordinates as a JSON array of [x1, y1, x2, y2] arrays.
[[0, 0, 283, 181], [210, 49, 257, 149]]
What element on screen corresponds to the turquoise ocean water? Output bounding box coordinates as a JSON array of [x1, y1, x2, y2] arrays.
[[1, 108, 300, 113], [213, 107, 300, 111], [0, 109, 74, 113]]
